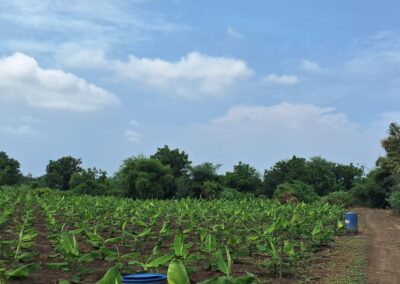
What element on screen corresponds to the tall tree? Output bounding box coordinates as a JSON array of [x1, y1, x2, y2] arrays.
[[45, 156, 82, 190], [116, 155, 175, 199], [0, 151, 21, 186], [377, 122, 400, 175], [151, 145, 191, 177], [262, 156, 308, 197], [223, 162, 261, 193]]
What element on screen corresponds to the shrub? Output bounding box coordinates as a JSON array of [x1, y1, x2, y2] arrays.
[[273, 180, 318, 203], [388, 190, 400, 214], [321, 191, 354, 207]]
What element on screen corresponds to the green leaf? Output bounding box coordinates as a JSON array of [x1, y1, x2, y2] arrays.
[[198, 277, 231, 284], [283, 241, 296, 257], [21, 231, 38, 242], [146, 252, 174, 268], [215, 250, 225, 273], [79, 251, 100, 263], [105, 237, 123, 244], [121, 252, 139, 260], [167, 259, 190, 284], [100, 247, 117, 258], [46, 263, 69, 269], [59, 279, 71, 284], [6, 263, 38, 278], [173, 232, 187, 257], [234, 273, 257, 284], [136, 228, 151, 238], [60, 232, 79, 257], [205, 234, 216, 252], [96, 266, 122, 284], [16, 252, 36, 261]]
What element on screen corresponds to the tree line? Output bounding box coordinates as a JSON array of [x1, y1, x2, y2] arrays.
[[1, 123, 400, 208]]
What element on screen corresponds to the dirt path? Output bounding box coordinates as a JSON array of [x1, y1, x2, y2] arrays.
[[356, 208, 400, 284]]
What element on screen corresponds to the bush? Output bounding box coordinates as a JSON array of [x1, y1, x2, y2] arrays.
[[350, 177, 388, 208], [321, 191, 354, 207], [220, 187, 254, 200], [273, 180, 318, 203], [388, 191, 400, 214]]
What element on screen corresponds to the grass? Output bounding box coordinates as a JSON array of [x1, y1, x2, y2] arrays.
[[324, 236, 367, 284]]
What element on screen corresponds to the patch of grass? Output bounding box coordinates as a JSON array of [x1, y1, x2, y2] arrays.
[[325, 236, 367, 284]]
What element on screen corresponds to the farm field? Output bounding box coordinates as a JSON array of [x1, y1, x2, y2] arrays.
[[0, 187, 345, 283]]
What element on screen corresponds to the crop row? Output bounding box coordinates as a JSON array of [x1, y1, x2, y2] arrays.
[[0, 188, 345, 283]]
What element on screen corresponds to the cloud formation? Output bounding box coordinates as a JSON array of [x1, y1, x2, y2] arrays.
[[300, 60, 322, 73], [115, 52, 253, 98], [184, 103, 384, 171], [262, 74, 300, 85], [0, 53, 119, 111], [0, 125, 38, 136], [227, 26, 243, 39]]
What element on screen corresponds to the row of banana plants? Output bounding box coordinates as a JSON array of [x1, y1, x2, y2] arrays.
[[0, 190, 39, 283], [1, 188, 345, 282]]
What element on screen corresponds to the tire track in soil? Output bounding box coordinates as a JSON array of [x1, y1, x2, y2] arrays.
[[356, 208, 400, 284]]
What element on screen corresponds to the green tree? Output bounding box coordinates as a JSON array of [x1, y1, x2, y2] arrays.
[[45, 156, 82, 190], [173, 162, 222, 198], [305, 157, 338, 196], [273, 180, 318, 203], [151, 145, 191, 177], [350, 169, 389, 208], [262, 156, 308, 197], [223, 162, 261, 193], [0, 151, 21, 186], [116, 155, 175, 199], [333, 163, 364, 190], [377, 122, 400, 175], [69, 168, 109, 195]]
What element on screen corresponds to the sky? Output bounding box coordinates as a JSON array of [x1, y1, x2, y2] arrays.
[[1, 0, 400, 176]]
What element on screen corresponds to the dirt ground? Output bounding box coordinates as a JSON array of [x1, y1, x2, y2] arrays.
[[355, 208, 400, 284]]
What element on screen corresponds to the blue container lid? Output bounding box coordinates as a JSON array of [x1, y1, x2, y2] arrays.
[[122, 273, 167, 283]]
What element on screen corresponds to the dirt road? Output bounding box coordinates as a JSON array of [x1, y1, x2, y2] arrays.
[[356, 208, 400, 284]]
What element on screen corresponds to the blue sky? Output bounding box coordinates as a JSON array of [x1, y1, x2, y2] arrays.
[[1, 0, 400, 176]]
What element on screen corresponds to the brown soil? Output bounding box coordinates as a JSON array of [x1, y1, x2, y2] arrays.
[[356, 208, 400, 284]]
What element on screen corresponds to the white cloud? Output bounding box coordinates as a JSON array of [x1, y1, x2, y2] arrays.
[[0, 53, 119, 111], [0, 0, 188, 60], [262, 74, 300, 85], [300, 60, 322, 73], [129, 120, 140, 127], [227, 26, 243, 39], [124, 129, 141, 143], [57, 44, 109, 69], [0, 125, 38, 136], [115, 52, 253, 98], [183, 103, 383, 171]]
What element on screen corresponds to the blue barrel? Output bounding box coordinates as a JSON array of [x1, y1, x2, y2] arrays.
[[122, 273, 167, 284], [344, 211, 358, 234]]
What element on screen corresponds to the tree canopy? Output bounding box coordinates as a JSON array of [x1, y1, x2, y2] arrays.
[[45, 156, 82, 190], [0, 151, 21, 186]]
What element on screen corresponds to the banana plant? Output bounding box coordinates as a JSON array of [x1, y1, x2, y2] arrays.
[[57, 231, 100, 283], [198, 247, 256, 284], [0, 263, 39, 284], [128, 246, 174, 272]]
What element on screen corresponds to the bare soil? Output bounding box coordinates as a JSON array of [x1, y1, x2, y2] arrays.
[[356, 208, 400, 284]]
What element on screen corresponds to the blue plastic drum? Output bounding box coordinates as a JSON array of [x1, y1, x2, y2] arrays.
[[122, 273, 168, 284], [344, 211, 358, 234]]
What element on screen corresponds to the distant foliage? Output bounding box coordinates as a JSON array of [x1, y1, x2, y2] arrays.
[[0, 151, 21, 186], [223, 162, 261, 194], [273, 180, 318, 203], [45, 156, 82, 190], [116, 155, 175, 199], [388, 191, 400, 214], [321, 191, 354, 207]]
